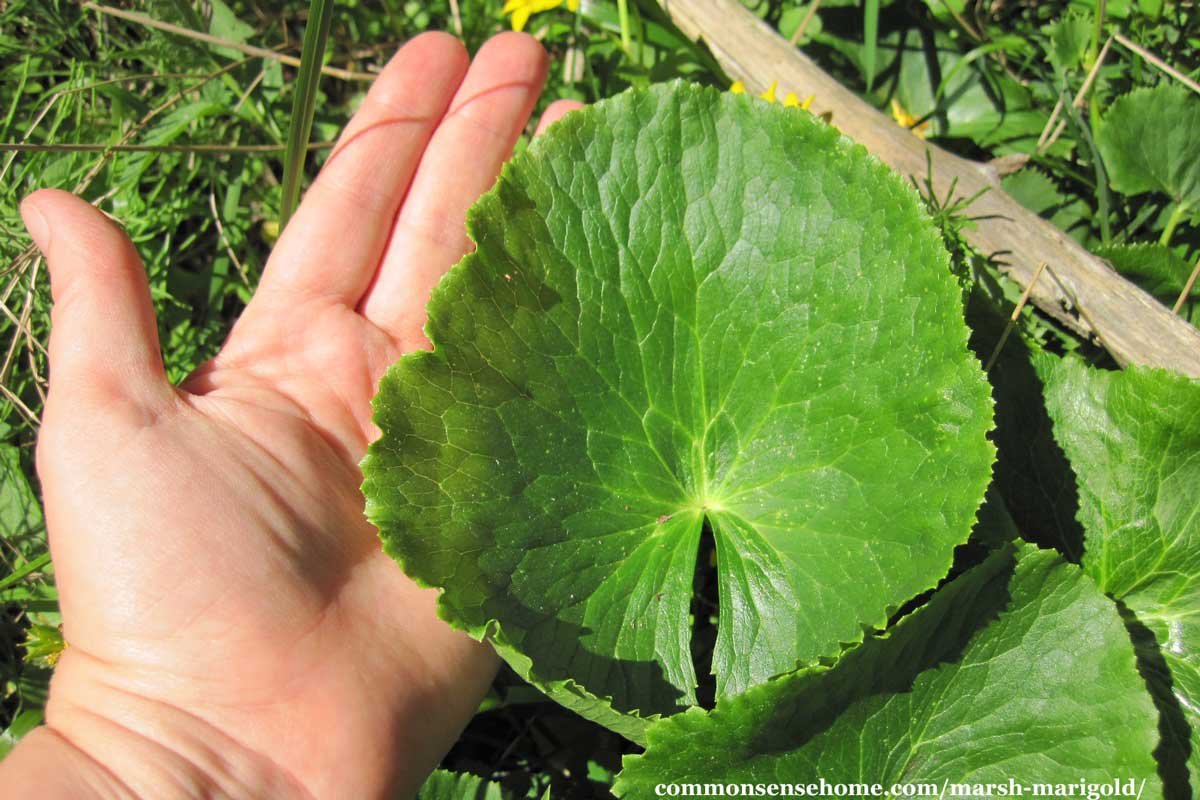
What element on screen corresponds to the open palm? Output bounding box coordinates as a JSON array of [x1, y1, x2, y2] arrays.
[[13, 32, 579, 799]]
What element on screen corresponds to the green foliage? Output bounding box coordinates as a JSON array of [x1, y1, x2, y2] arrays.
[[1096, 85, 1200, 209], [1039, 356, 1200, 795], [862, 0, 880, 92], [4, 0, 1200, 793], [364, 83, 994, 735], [279, 0, 335, 227], [1046, 13, 1094, 73], [1096, 242, 1199, 321], [0, 445, 41, 551], [419, 769, 511, 799], [616, 546, 1159, 792], [1096, 84, 1200, 245]]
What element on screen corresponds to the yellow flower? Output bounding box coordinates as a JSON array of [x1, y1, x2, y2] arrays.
[[502, 0, 579, 33], [731, 80, 815, 112], [783, 91, 815, 110], [730, 79, 824, 122], [890, 98, 931, 139]]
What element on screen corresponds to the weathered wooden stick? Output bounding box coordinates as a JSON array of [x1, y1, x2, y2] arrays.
[[662, 0, 1200, 377]]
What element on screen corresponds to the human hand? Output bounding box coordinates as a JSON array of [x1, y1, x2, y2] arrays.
[[1, 31, 581, 799]]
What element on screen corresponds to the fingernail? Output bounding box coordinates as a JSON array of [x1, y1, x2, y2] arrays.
[[20, 197, 50, 251]]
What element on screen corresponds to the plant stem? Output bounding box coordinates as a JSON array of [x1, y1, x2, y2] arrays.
[[863, 0, 879, 93], [0, 553, 51, 592], [1085, 0, 1107, 134], [1173, 256, 1200, 314], [84, 3, 370, 82], [280, 0, 336, 229], [1160, 202, 1191, 247], [616, 0, 632, 56], [1086, 0, 1107, 70]]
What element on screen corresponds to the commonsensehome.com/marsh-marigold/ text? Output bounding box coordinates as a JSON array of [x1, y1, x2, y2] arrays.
[[649, 778, 1149, 799]]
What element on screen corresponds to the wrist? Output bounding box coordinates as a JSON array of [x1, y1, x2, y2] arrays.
[[10, 651, 314, 800], [0, 725, 133, 800]]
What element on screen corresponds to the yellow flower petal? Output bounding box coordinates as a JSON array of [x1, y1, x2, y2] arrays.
[[503, 0, 565, 31], [890, 98, 930, 138], [758, 80, 778, 103], [890, 98, 917, 127], [801, 94, 814, 110], [567, 0, 579, 9], [783, 91, 799, 107], [730, 80, 746, 94]]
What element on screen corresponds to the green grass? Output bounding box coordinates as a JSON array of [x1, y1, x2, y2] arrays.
[[1, 0, 1198, 793]]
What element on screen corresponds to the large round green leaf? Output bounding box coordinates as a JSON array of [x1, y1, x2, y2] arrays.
[[615, 545, 1161, 794], [1040, 356, 1200, 795], [363, 83, 993, 731]]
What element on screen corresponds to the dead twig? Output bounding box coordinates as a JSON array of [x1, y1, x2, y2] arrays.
[[1174, 257, 1200, 315], [1036, 34, 1112, 155], [0, 141, 334, 154], [209, 191, 251, 288], [985, 262, 1047, 371], [787, 0, 822, 46], [661, 0, 1200, 376], [1112, 31, 1200, 97], [84, 3, 373, 82]]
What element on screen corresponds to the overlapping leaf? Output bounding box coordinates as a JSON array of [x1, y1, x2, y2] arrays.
[[615, 545, 1161, 794], [1096, 85, 1200, 209], [1095, 243, 1197, 323], [363, 83, 993, 732], [1040, 356, 1200, 794], [418, 770, 509, 800]]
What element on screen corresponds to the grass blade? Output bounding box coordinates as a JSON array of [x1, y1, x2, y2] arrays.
[[279, 0, 336, 229], [0, 553, 51, 593], [863, 0, 879, 92]]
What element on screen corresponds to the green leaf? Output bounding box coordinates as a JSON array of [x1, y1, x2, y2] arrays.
[[887, 28, 1038, 152], [418, 769, 509, 800], [279, 0, 335, 228], [207, 0, 254, 60], [1003, 168, 1092, 242], [863, 0, 880, 92], [23, 623, 64, 668], [1039, 357, 1200, 793], [1096, 85, 1200, 209], [0, 710, 43, 761], [1003, 168, 1065, 216], [1044, 13, 1093, 73], [363, 83, 994, 733], [615, 545, 1161, 793], [0, 444, 42, 547], [1095, 242, 1197, 297]]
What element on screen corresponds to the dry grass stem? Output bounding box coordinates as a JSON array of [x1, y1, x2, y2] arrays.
[[1113, 31, 1200, 97], [209, 191, 251, 287], [85, 3, 374, 82], [788, 0, 823, 46], [1173, 257, 1200, 315], [1037, 35, 1112, 155], [985, 261, 1047, 371], [1, 142, 334, 154]]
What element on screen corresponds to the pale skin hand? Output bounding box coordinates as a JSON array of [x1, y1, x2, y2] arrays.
[[0, 32, 581, 799]]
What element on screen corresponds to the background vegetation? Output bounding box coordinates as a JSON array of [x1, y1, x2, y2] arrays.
[[1, 0, 1197, 794]]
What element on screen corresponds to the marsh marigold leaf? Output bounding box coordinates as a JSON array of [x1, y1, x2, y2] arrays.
[[362, 83, 994, 739], [1040, 356, 1200, 794], [615, 546, 1161, 793]]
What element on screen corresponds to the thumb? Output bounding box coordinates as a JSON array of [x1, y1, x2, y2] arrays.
[[21, 190, 170, 410]]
